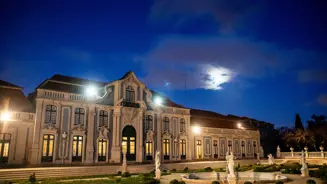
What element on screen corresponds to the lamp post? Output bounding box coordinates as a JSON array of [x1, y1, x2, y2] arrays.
[[59, 132, 68, 165]]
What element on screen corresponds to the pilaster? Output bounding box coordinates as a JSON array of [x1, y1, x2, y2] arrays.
[[85, 105, 95, 164], [136, 110, 143, 162], [110, 111, 121, 163], [29, 99, 43, 164]]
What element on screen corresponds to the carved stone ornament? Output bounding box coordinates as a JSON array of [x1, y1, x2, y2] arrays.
[[124, 108, 140, 122], [162, 130, 172, 138], [47, 124, 58, 131], [98, 126, 109, 139], [43, 123, 58, 134], [72, 125, 86, 132], [146, 130, 155, 142], [179, 130, 187, 136]]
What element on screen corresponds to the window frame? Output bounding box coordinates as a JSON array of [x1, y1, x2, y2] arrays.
[[145, 115, 153, 131], [74, 108, 85, 126], [180, 118, 186, 132], [99, 110, 108, 127], [41, 134, 54, 162], [45, 105, 57, 124], [125, 85, 135, 103], [163, 117, 170, 132]]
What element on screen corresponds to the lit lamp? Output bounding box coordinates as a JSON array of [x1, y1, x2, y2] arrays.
[[85, 86, 97, 98], [1, 111, 11, 121], [192, 126, 201, 159], [154, 96, 163, 105]]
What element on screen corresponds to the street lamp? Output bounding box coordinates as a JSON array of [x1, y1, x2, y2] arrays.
[[192, 126, 201, 159], [0, 111, 11, 121]]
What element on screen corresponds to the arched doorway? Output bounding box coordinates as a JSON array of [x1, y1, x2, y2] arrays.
[[122, 125, 136, 161]]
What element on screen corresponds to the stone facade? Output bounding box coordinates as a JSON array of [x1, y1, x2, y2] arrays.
[[0, 72, 260, 165]]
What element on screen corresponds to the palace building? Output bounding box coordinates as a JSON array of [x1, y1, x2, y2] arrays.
[[0, 71, 261, 165]]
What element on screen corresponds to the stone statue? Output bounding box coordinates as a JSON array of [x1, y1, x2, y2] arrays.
[[155, 150, 161, 179], [300, 151, 308, 177], [268, 154, 274, 165], [99, 127, 109, 139], [122, 151, 127, 172], [226, 152, 235, 178]]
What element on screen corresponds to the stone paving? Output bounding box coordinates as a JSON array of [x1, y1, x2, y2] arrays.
[[160, 173, 324, 184]]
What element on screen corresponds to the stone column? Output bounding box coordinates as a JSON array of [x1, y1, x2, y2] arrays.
[[13, 124, 28, 164], [186, 117, 192, 160], [136, 111, 143, 162], [85, 105, 95, 164], [29, 99, 44, 164], [156, 114, 162, 153], [110, 111, 121, 163]]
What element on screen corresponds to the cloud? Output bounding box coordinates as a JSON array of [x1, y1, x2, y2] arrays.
[[298, 70, 327, 83], [317, 94, 327, 106], [138, 35, 322, 90], [149, 0, 259, 33]]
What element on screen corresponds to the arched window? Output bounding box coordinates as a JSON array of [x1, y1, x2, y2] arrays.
[[213, 140, 218, 158], [75, 108, 85, 125], [163, 117, 170, 131], [98, 139, 107, 161], [145, 115, 153, 131], [126, 85, 135, 103], [180, 139, 186, 160], [180, 118, 186, 132], [0, 133, 11, 163], [45, 105, 57, 124], [99, 110, 108, 127]]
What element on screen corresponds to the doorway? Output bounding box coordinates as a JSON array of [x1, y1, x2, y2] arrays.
[[122, 125, 136, 161]]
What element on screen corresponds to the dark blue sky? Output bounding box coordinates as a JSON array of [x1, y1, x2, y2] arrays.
[[1, 0, 327, 127]]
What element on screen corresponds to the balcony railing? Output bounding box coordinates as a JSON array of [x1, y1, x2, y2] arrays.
[[120, 100, 140, 108]]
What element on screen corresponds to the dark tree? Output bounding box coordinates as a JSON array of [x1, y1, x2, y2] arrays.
[[294, 113, 304, 130]]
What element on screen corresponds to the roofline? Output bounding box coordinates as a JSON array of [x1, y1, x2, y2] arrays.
[[0, 85, 23, 90]]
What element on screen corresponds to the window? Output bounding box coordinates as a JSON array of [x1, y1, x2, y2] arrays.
[[72, 136, 83, 161], [145, 115, 153, 131], [228, 140, 232, 152], [126, 86, 135, 103], [196, 140, 202, 159], [42, 134, 54, 162], [219, 139, 226, 156], [75, 108, 85, 125], [213, 140, 218, 157], [45, 105, 57, 124], [234, 139, 240, 154], [205, 137, 211, 155], [99, 110, 108, 127], [247, 140, 252, 154], [98, 139, 107, 161], [129, 137, 135, 154], [0, 133, 11, 163], [163, 117, 169, 131], [253, 141, 257, 153], [180, 139, 186, 159], [180, 118, 186, 132], [163, 139, 170, 160], [122, 137, 128, 153], [146, 141, 152, 156]]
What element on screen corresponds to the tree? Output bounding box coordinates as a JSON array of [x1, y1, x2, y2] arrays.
[[295, 113, 304, 130]]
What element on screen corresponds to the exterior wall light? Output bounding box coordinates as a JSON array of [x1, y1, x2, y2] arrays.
[[85, 86, 97, 97], [192, 126, 201, 135], [154, 96, 163, 105], [0, 111, 11, 121]]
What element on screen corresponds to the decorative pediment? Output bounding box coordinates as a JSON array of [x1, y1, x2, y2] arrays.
[[42, 124, 58, 134], [98, 126, 109, 139], [71, 125, 86, 135], [162, 130, 172, 138], [179, 130, 187, 137], [146, 129, 155, 142]]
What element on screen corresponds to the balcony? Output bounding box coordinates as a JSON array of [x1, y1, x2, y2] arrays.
[[120, 100, 140, 108]]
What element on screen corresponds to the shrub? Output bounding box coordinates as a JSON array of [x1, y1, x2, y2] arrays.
[[179, 181, 186, 184], [121, 172, 131, 177], [212, 181, 220, 184], [244, 181, 252, 184], [183, 167, 189, 172], [275, 181, 284, 184], [204, 167, 213, 172], [306, 179, 316, 184], [117, 171, 122, 176], [170, 179, 180, 184], [171, 168, 177, 172], [28, 173, 36, 183], [115, 178, 121, 183]]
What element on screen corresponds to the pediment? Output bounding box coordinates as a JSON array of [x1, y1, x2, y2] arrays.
[[120, 71, 145, 88]]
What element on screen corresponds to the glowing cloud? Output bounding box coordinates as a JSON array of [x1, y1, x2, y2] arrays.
[[202, 65, 236, 90]]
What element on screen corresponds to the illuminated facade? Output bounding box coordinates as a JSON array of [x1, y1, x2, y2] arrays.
[[0, 72, 261, 165]]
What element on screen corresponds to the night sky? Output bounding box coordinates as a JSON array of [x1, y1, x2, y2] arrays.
[[1, 0, 327, 127]]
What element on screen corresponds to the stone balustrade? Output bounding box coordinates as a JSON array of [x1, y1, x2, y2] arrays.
[[38, 89, 88, 101], [278, 151, 327, 159]]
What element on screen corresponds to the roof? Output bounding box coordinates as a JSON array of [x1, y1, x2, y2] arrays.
[[190, 109, 257, 130], [150, 90, 184, 108], [0, 80, 22, 89], [0, 81, 33, 113], [49, 74, 107, 86]]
